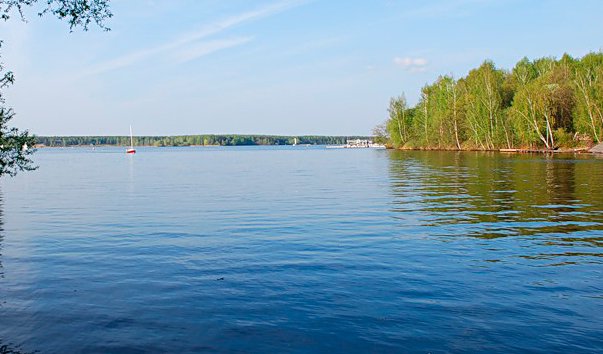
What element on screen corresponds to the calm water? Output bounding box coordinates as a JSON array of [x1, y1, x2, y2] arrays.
[[1, 146, 602, 353]]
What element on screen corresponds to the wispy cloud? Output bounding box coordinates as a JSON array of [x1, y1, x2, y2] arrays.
[[174, 37, 254, 64], [82, 0, 307, 76], [393, 56, 428, 72]]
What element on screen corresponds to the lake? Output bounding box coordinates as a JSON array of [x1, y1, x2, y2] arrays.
[[1, 146, 602, 353]]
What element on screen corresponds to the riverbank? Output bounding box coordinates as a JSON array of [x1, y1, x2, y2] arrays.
[[382, 52, 603, 154], [388, 144, 601, 154]]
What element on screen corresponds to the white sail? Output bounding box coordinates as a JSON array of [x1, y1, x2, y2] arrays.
[[126, 125, 136, 153]]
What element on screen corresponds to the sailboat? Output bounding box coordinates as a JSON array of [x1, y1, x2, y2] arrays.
[[126, 125, 136, 154]]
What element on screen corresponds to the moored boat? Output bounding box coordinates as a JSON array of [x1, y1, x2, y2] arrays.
[[126, 125, 136, 154]]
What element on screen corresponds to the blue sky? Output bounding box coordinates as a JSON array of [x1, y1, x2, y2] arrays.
[[2, 0, 603, 136]]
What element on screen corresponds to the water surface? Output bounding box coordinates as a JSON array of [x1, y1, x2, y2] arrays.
[[1, 147, 602, 353]]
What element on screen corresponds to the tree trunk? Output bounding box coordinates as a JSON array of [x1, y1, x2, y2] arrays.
[[576, 74, 601, 143], [452, 87, 461, 150]]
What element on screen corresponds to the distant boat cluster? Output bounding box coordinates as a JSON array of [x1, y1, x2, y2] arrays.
[[326, 139, 386, 149]]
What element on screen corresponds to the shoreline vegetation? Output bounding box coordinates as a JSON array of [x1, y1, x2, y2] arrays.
[[34, 135, 370, 147], [376, 52, 603, 152]]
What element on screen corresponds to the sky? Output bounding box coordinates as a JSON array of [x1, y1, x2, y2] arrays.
[[1, 0, 603, 136]]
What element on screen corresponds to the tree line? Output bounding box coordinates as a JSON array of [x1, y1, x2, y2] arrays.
[[380, 52, 603, 150], [35, 135, 370, 147]]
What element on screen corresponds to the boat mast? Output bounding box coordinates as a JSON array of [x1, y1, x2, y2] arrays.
[[130, 125, 134, 148]]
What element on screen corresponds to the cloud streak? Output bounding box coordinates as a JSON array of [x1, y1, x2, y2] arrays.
[[174, 37, 254, 64], [82, 0, 306, 76], [394, 56, 428, 72]]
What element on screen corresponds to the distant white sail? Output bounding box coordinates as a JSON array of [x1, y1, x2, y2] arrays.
[[126, 125, 136, 154]]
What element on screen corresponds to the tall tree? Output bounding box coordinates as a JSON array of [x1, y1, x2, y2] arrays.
[[511, 56, 576, 149], [447, 76, 464, 150], [463, 61, 507, 149], [573, 52, 603, 143], [426, 75, 463, 149], [386, 94, 412, 148], [510, 74, 554, 149]]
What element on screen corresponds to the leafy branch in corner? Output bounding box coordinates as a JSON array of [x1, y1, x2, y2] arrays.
[[1, 0, 112, 31], [0, 0, 112, 177]]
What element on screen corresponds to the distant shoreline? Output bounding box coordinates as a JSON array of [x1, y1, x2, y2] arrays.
[[35, 134, 371, 148]]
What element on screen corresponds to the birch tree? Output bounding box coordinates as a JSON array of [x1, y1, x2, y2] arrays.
[[573, 53, 603, 143], [463, 61, 506, 149], [386, 94, 412, 148]]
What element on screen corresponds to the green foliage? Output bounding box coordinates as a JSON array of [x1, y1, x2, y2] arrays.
[[0, 107, 35, 176], [554, 128, 576, 148], [420, 75, 462, 149], [1, 0, 112, 30], [372, 122, 389, 145], [573, 52, 603, 143], [0, 40, 35, 176], [463, 61, 509, 149], [383, 52, 603, 150], [386, 94, 411, 148]]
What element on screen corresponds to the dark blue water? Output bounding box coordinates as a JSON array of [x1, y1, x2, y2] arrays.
[[1, 146, 602, 353]]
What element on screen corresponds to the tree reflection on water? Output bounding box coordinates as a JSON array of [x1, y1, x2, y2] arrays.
[[388, 151, 603, 264]]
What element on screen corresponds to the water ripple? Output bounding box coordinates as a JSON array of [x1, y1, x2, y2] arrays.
[[0, 147, 601, 353]]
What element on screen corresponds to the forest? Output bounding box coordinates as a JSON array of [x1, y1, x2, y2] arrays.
[[35, 135, 369, 147], [380, 52, 603, 150]]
